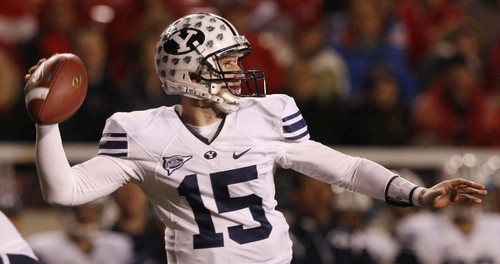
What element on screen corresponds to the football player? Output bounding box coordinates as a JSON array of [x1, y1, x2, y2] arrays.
[[0, 211, 39, 264], [26, 13, 486, 264]]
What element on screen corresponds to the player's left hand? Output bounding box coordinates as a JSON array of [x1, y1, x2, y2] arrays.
[[419, 178, 487, 209]]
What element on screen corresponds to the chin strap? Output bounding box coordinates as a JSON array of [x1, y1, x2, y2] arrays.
[[165, 80, 240, 113], [213, 91, 240, 113]]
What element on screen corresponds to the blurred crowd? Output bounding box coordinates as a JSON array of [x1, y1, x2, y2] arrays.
[[0, 0, 499, 146], [1, 0, 500, 263]]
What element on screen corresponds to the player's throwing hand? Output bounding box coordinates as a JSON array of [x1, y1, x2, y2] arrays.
[[419, 178, 487, 208]]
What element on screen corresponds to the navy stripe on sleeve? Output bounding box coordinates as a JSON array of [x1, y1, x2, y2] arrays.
[[100, 152, 128, 157], [102, 133, 127, 138], [99, 140, 128, 150], [282, 111, 301, 122], [284, 130, 310, 141], [98, 132, 128, 157], [283, 119, 307, 133]]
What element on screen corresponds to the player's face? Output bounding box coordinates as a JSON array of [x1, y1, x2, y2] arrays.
[[219, 55, 243, 94]]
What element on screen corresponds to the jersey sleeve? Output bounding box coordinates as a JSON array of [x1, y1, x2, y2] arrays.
[[35, 118, 141, 206], [98, 115, 129, 158], [70, 113, 144, 202], [280, 96, 310, 142], [278, 140, 391, 200], [278, 140, 423, 204], [94, 114, 145, 181]]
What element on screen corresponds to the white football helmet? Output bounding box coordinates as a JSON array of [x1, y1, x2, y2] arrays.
[[154, 13, 266, 113]]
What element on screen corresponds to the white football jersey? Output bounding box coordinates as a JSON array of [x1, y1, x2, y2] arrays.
[[0, 211, 39, 263], [97, 94, 309, 264]]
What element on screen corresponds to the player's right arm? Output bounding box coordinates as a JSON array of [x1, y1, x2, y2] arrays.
[[24, 59, 136, 206], [35, 124, 136, 206]]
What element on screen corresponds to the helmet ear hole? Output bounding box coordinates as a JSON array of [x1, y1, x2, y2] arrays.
[[189, 72, 201, 83]]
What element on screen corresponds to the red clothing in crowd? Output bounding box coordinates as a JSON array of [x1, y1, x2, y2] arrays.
[[483, 37, 500, 146], [397, 0, 467, 67], [412, 78, 491, 146]]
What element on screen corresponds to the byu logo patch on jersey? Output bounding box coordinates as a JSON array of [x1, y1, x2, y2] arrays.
[[164, 28, 205, 55], [204, 151, 217, 160], [162, 155, 192, 175]]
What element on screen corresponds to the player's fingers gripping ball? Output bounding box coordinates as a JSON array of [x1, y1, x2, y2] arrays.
[[24, 53, 88, 124]]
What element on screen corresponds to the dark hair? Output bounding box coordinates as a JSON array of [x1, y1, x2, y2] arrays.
[[437, 54, 467, 74], [363, 64, 397, 92]]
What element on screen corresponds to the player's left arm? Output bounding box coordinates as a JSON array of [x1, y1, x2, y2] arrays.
[[278, 140, 402, 203], [278, 140, 486, 208], [274, 95, 486, 208]]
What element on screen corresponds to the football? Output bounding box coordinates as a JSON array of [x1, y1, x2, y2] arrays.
[[25, 53, 88, 124]]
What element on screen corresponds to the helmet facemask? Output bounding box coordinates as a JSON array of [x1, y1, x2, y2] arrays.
[[197, 42, 266, 98]]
